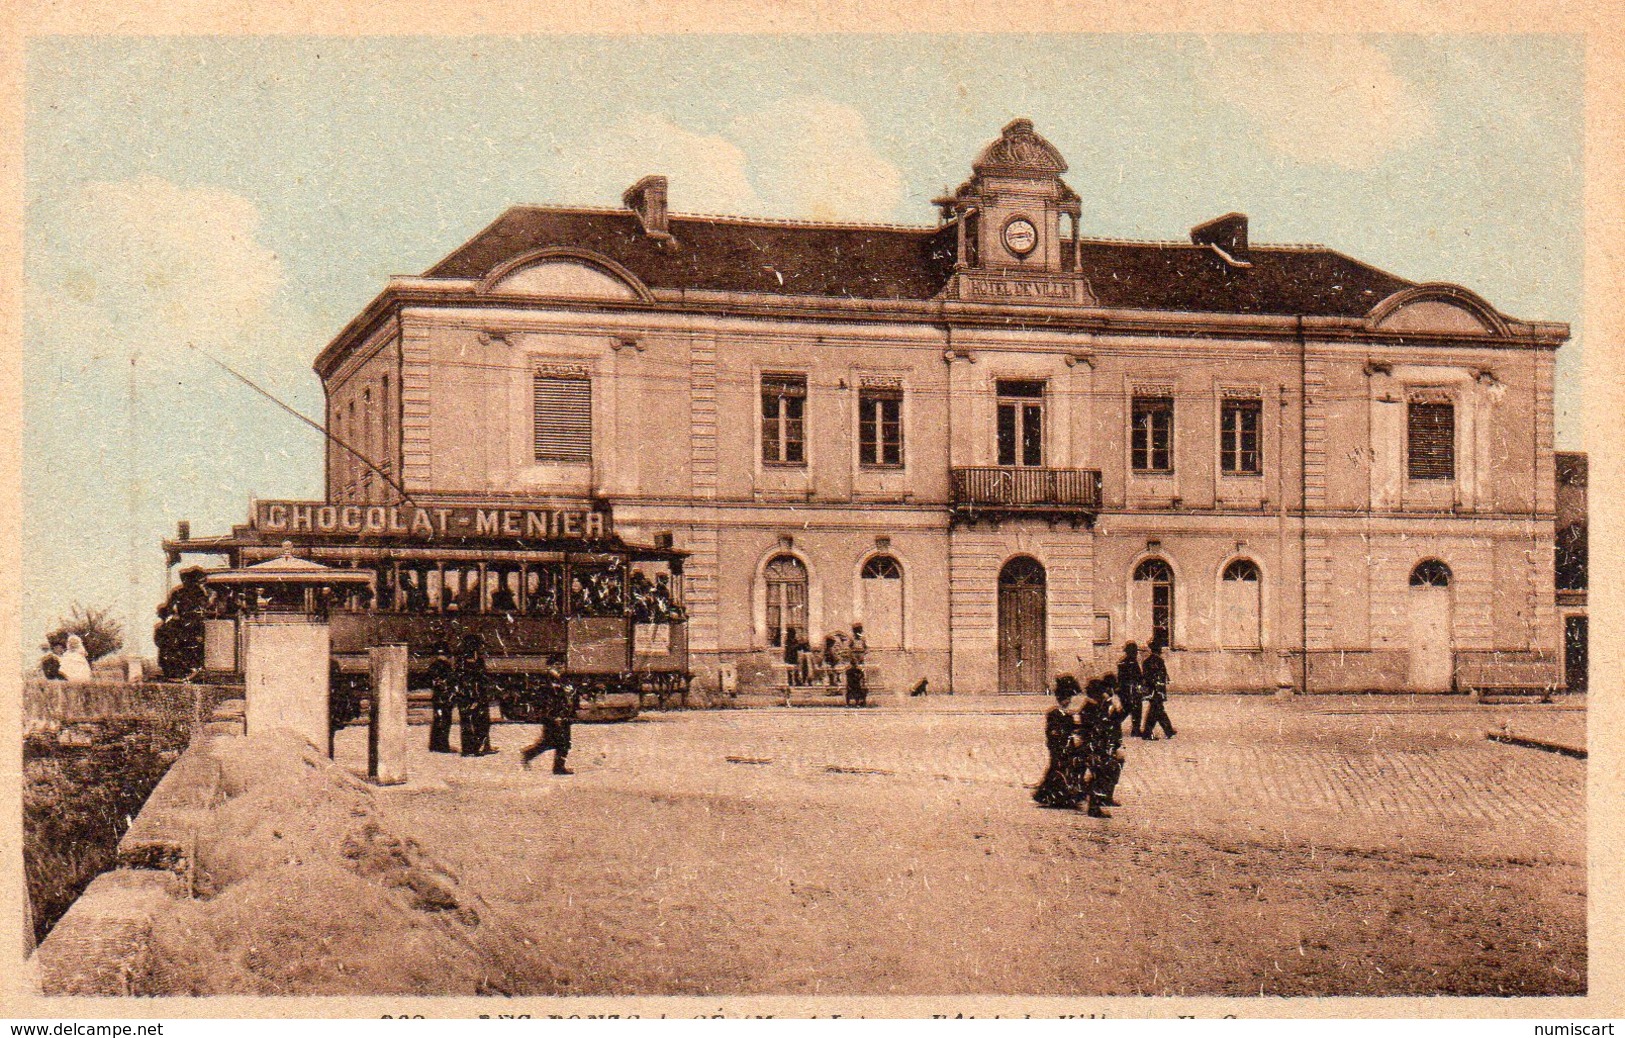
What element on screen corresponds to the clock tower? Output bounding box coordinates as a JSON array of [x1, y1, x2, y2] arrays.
[[935, 119, 1095, 304]]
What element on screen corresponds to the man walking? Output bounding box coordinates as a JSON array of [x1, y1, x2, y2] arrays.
[[520, 675, 578, 774], [1116, 641, 1145, 738], [1140, 639, 1176, 740], [1077, 681, 1118, 818]]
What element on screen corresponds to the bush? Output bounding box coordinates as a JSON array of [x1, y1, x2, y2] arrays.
[[44, 604, 124, 662]]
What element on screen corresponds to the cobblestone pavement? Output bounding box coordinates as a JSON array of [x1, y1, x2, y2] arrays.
[[338, 696, 1585, 996], [357, 696, 1582, 863]]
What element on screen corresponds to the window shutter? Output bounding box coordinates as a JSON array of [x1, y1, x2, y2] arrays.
[[1407, 401, 1454, 480], [534, 375, 593, 463]]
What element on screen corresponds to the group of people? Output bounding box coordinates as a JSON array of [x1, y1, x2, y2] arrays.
[[422, 633, 577, 774], [629, 571, 686, 625], [782, 623, 869, 706], [1033, 640, 1176, 818], [37, 634, 93, 682]]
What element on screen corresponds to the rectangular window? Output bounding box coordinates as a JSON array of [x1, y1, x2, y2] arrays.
[[1407, 400, 1455, 480], [1132, 396, 1174, 473], [996, 380, 1045, 467], [761, 374, 807, 466], [1220, 398, 1262, 474], [533, 375, 593, 463], [858, 388, 904, 468]]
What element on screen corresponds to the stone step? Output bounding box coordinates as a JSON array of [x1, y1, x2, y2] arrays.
[[210, 698, 245, 722]]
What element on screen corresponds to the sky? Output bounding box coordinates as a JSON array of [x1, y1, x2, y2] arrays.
[[22, 34, 1584, 656]]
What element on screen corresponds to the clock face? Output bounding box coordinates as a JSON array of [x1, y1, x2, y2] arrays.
[[1003, 218, 1038, 257]]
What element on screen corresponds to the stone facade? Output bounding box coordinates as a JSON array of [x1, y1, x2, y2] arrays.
[[313, 120, 1569, 695]]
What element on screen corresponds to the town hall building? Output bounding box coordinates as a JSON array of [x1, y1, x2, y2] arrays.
[[312, 119, 1570, 695]]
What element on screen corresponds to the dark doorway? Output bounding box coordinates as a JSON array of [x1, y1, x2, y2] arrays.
[[998, 556, 1047, 694], [1565, 615, 1588, 694]]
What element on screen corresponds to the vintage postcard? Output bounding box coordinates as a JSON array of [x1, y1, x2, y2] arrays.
[[7, 0, 1622, 1021]]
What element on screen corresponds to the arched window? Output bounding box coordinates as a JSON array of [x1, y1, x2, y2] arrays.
[[861, 555, 902, 580], [1409, 559, 1452, 587], [859, 555, 904, 648], [1132, 558, 1175, 649], [764, 555, 808, 649], [1220, 559, 1262, 649]]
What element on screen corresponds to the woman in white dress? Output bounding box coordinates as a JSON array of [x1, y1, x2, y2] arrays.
[[57, 634, 93, 682]]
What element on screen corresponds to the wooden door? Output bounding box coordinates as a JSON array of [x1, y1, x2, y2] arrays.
[[998, 557, 1047, 694]]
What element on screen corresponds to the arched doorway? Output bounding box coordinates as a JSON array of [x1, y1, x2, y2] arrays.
[[1219, 559, 1262, 649], [859, 554, 904, 649], [1408, 559, 1453, 691], [998, 556, 1047, 694], [1131, 558, 1175, 649], [763, 554, 808, 651]]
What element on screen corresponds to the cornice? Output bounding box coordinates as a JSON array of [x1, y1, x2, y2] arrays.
[[314, 282, 1569, 380]]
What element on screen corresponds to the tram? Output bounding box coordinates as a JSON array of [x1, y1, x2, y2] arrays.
[[161, 499, 691, 721]]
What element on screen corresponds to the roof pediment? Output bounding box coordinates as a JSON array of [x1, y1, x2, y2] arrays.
[[481, 247, 652, 302], [1368, 283, 1510, 337]]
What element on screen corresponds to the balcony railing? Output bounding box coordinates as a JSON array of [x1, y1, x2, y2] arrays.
[[950, 467, 1102, 523]]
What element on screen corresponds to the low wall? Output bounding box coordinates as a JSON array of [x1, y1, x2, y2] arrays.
[[30, 730, 228, 993], [24, 680, 236, 956], [25, 680, 225, 732]]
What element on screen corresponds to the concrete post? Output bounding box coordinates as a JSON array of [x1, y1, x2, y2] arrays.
[[242, 618, 330, 752], [368, 644, 409, 786]]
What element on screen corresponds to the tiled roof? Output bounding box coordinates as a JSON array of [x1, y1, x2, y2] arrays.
[[425, 205, 1414, 318], [1077, 240, 1410, 318]]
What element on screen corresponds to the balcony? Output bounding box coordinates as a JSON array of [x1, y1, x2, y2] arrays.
[[950, 467, 1102, 526]]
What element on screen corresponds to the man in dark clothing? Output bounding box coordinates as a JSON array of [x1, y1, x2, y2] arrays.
[[1094, 676, 1126, 806], [1140, 640, 1176, 740], [520, 676, 578, 774], [156, 567, 211, 679], [1076, 681, 1117, 818], [1116, 641, 1145, 738], [455, 634, 497, 756], [845, 623, 869, 707], [1033, 675, 1084, 809], [426, 640, 456, 753], [783, 631, 803, 687]]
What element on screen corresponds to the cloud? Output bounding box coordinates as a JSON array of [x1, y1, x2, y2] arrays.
[[728, 96, 906, 222], [1194, 38, 1436, 169], [31, 176, 283, 355], [24, 177, 315, 655], [580, 113, 761, 215], [583, 96, 905, 222]]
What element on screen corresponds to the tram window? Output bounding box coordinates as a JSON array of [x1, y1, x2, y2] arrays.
[[490, 567, 520, 614], [525, 565, 564, 617], [572, 565, 625, 617], [631, 563, 685, 624], [446, 568, 481, 614], [375, 570, 395, 611], [396, 568, 432, 613]]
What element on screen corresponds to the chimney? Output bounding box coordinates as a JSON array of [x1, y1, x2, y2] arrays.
[[1190, 212, 1251, 267], [622, 175, 673, 241]]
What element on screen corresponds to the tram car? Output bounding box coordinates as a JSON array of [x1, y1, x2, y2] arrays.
[[160, 499, 691, 722]]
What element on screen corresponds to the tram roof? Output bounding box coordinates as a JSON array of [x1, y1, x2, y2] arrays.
[[163, 525, 687, 567]]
